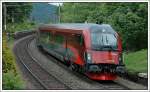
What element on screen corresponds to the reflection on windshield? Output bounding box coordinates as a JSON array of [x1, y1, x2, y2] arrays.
[[91, 33, 117, 51]]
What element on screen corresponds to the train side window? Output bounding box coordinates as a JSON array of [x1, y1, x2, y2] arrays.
[[49, 32, 52, 41], [40, 31, 50, 43], [76, 35, 84, 46], [55, 34, 64, 44], [40, 31, 46, 42], [80, 35, 84, 46], [45, 32, 49, 43]]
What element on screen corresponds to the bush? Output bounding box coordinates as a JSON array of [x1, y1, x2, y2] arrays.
[[6, 21, 36, 33], [2, 71, 25, 90], [2, 33, 17, 74], [2, 33, 25, 89]]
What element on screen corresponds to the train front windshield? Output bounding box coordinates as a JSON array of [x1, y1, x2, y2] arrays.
[[91, 30, 118, 51]]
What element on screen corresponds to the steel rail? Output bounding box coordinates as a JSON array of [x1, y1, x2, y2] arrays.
[[14, 35, 69, 90], [26, 37, 70, 90], [14, 36, 48, 89]]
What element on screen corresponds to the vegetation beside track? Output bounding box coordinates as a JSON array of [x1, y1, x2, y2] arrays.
[[2, 18, 36, 89], [6, 21, 36, 33], [2, 33, 25, 89], [6, 21, 36, 47], [2, 3, 36, 89], [124, 49, 148, 73]]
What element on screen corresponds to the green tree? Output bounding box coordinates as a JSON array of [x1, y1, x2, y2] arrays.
[[61, 2, 148, 51], [2, 2, 33, 24]]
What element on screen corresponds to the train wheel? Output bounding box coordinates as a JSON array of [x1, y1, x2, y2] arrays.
[[64, 56, 71, 66], [69, 62, 79, 72], [78, 66, 85, 74]]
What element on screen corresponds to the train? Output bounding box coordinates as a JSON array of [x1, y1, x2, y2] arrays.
[[36, 23, 125, 80]]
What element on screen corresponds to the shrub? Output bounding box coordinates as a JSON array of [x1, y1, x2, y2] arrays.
[[2, 71, 25, 90], [2, 33, 25, 89], [2, 33, 17, 74], [6, 21, 36, 33]]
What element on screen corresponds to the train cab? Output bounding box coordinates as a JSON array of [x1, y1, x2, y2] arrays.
[[82, 24, 125, 80]]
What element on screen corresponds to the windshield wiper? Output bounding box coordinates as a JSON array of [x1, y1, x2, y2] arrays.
[[92, 45, 118, 51], [101, 45, 118, 51], [92, 47, 102, 51]]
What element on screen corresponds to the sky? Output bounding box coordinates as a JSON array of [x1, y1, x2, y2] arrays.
[[48, 3, 63, 6]]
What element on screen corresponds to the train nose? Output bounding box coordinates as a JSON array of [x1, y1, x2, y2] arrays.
[[91, 51, 119, 64]]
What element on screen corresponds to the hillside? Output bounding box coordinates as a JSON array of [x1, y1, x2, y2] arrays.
[[30, 3, 58, 23]]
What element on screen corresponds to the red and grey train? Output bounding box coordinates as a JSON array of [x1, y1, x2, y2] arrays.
[[36, 23, 125, 80]]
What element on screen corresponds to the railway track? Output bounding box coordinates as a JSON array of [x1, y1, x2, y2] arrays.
[[13, 34, 147, 90], [14, 35, 69, 90]]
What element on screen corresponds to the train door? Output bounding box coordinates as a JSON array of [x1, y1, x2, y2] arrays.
[[66, 34, 85, 65]]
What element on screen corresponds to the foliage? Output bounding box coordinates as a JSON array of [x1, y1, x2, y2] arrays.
[[2, 2, 33, 31], [124, 49, 147, 73], [3, 2, 32, 23], [2, 33, 17, 74], [2, 3, 34, 89], [2, 33, 25, 89], [61, 3, 148, 51], [3, 71, 25, 90], [6, 21, 36, 33]]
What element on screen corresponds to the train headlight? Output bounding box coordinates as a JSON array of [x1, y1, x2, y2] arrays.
[[87, 53, 91, 61], [119, 56, 122, 62], [84, 52, 92, 63]]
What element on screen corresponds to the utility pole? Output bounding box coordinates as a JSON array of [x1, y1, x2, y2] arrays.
[[12, 11, 14, 29], [4, 3, 7, 31], [58, 4, 61, 23], [3, 4, 31, 31]]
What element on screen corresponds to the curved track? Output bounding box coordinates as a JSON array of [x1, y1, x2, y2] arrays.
[[14, 35, 69, 90]]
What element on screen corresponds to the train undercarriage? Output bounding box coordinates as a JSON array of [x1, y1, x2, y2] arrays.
[[69, 62, 125, 80]]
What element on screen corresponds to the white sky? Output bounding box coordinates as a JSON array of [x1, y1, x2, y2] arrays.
[[48, 3, 63, 6]]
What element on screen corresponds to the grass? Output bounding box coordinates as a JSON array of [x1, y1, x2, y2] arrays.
[[124, 49, 148, 73], [7, 36, 14, 49]]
